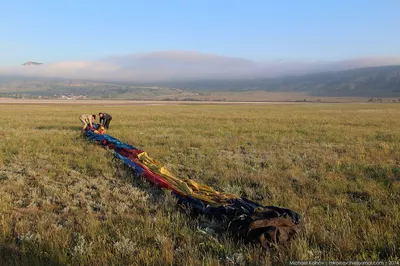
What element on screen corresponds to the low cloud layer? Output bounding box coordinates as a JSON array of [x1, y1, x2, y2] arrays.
[[1, 51, 400, 83]]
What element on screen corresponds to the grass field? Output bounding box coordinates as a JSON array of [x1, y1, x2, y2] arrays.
[[0, 102, 399, 265]]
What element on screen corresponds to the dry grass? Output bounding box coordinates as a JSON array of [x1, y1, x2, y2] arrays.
[[0, 103, 399, 265]]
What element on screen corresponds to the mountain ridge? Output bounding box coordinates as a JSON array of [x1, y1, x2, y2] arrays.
[[22, 61, 43, 66], [1, 64, 400, 98]]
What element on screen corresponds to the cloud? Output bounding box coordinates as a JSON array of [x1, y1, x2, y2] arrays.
[[1, 51, 400, 83]]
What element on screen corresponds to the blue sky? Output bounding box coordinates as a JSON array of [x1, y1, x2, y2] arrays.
[[0, 0, 399, 65]]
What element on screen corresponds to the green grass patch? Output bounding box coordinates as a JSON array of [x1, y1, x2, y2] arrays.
[[0, 103, 399, 265]]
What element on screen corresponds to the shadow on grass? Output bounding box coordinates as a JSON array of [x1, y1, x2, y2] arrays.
[[0, 243, 64, 266], [112, 157, 170, 204]]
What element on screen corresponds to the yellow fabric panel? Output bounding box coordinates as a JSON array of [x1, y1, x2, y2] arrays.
[[137, 151, 238, 205]]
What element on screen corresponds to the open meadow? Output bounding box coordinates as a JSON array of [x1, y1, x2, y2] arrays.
[[0, 102, 399, 265]]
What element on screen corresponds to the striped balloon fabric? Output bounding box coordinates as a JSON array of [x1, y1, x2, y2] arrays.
[[84, 124, 302, 248]]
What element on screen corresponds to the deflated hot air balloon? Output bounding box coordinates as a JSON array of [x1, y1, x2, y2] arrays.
[[84, 124, 302, 248]]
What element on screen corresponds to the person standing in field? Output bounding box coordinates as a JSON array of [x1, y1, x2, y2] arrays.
[[79, 114, 96, 131], [99, 112, 113, 129]]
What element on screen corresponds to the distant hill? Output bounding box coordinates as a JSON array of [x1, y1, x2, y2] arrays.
[[1, 65, 400, 98], [159, 65, 400, 97], [22, 61, 43, 66], [0, 77, 191, 100]]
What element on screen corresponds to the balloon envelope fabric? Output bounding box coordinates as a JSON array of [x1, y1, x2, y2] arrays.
[[84, 124, 302, 248]]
